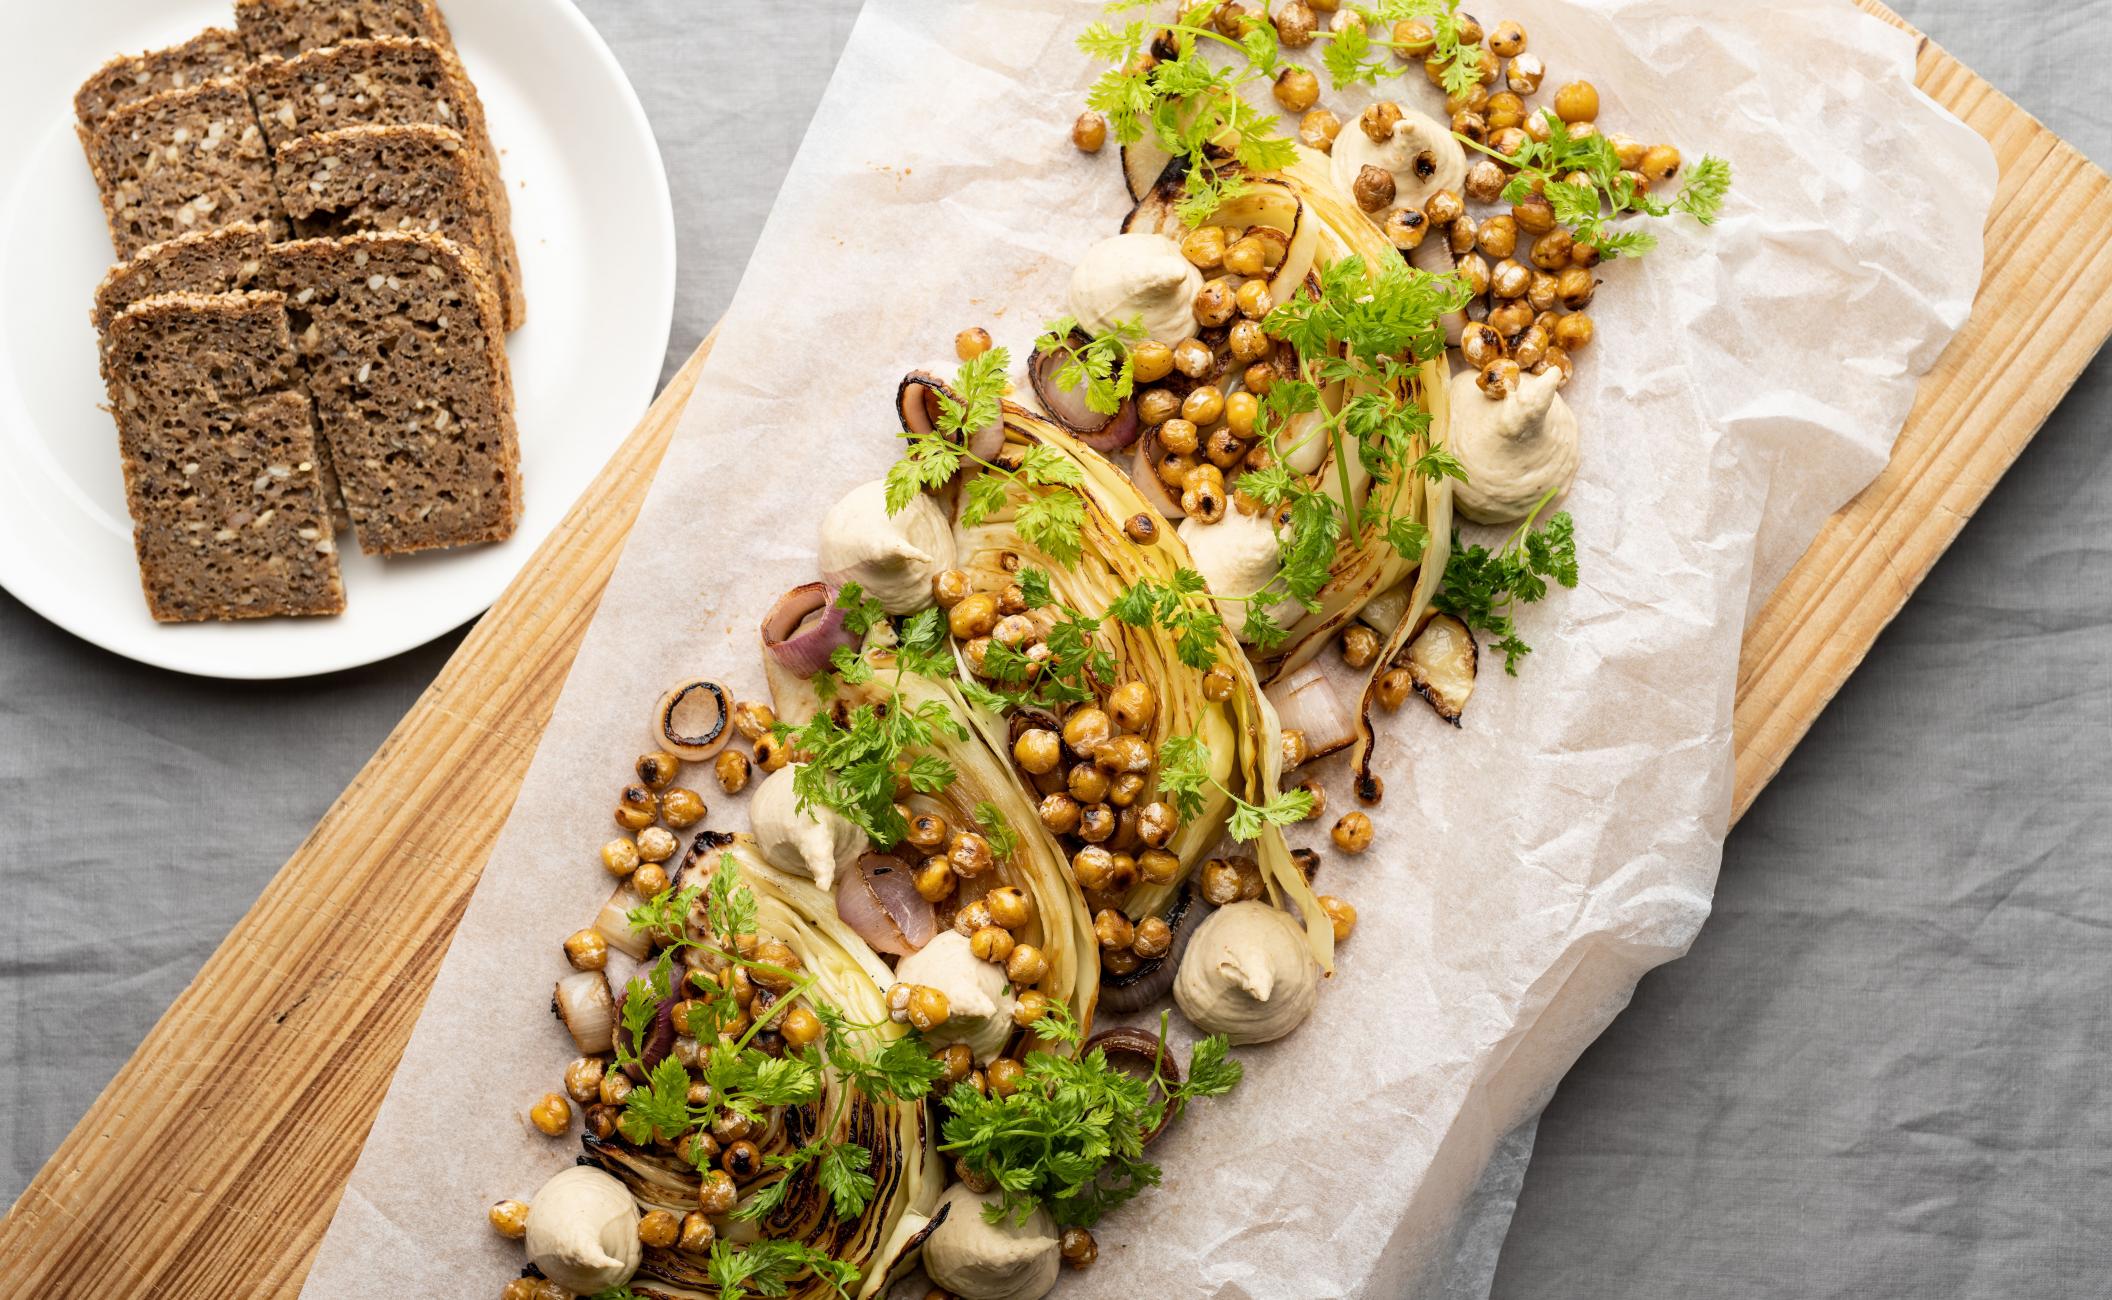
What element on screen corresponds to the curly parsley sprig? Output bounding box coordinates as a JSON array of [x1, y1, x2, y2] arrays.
[[1155, 731, 1313, 837], [1319, 1, 1485, 98], [1036, 315, 1145, 417], [1432, 487, 1579, 673], [938, 1003, 1242, 1227]]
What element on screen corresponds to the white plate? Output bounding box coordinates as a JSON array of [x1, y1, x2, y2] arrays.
[[0, 0, 675, 679]]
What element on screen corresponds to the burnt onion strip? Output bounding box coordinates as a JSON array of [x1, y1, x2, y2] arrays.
[[762, 582, 858, 680], [655, 679, 731, 761], [1082, 1025, 1185, 1147]]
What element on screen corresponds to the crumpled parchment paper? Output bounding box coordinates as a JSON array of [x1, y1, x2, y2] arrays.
[[299, 1, 1993, 1295]]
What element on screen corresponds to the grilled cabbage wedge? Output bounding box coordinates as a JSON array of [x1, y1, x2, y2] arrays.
[[586, 835, 942, 1300], [1121, 151, 1455, 690], [898, 377, 1330, 972]]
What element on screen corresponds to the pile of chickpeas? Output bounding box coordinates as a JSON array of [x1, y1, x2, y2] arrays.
[[1075, 6, 1688, 407]]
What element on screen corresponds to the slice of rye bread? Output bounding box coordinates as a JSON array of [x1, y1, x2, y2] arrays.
[[268, 231, 520, 555], [234, 0, 454, 62], [80, 78, 286, 258], [249, 38, 521, 329], [273, 123, 523, 330], [92, 223, 351, 531], [74, 28, 250, 134], [101, 291, 343, 621]]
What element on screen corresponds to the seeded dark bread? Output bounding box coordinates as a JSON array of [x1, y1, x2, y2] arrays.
[[273, 123, 523, 330], [249, 38, 522, 329], [74, 28, 250, 134], [234, 0, 455, 62], [92, 223, 272, 335], [92, 223, 351, 530], [101, 291, 343, 621], [267, 232, 520, 555], [80, 78, 285, 258]]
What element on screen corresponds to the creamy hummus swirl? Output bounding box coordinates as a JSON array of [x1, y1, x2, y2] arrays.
[[921, 1184, 1061, 1300], [749, 763, 865, 893], [1174, 901, 1321, 1045], [522, 1166, 641, 1294], [819, 479, 956, 615], [1447, 366, 1579, 525], [893, 930, 1018, 1063], [1330, 108, 1466, 220], [1066, 232, 1204, 347]]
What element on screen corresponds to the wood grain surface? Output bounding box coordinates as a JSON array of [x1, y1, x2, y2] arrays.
[[4, 7, 2109, 1293]]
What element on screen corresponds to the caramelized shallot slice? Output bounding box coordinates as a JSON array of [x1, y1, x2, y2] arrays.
[[1406, 614, 1478, 724], [655, 679, 732, 761], [554, 970, 618, 1054]]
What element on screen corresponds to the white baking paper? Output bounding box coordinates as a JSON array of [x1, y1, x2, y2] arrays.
[[300, 2, 1994, 1295]]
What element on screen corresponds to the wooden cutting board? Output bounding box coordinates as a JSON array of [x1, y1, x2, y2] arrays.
[[3, 5, 2107, 1293]]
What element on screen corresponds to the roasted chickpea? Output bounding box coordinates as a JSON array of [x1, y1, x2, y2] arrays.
[[1072, 111, 1107, 153], [1550, 267, 1596, 313], [949, 831, 995, 878], [679, 1211, 716, 1255], [1012, 989, 1052, 1027], [635, 825, 678, 864], [1281, 728, 1311, 770], [599, 1067, 635, 1107], [985, 886, 1033, 931], [906, 985, 952, 1032], [1014, 728, 1063, 775], [1552, 311, 1594, 352], [1128, 800, 1173, 848], [1454, 111, 1490, 147], [1331, 811, 1375, 854], [1243, 360, 1279, 397], [1488, 299, 1536, 338], [954, 326, 994, 362], [1319, 895, 1358, 942], [986, 1057, 1026, 1099], [1446, 83, 1490, 118], [1359, 100, 1403, 144], [1298, 108, 1343, 152], [1445, 254, 1485, 303], [1272, 65, 1320, 112], [1200, 856, 1264, 906], [1507, 51, 1545, 95], [1475, 213, 1518, 260], [1425, 189, 1465, 227], [1094, 909, 1135, 950], [1526, 270, 1560, 313], [529, 1093, 572, 1136], [696, 1169, 740, 1216], [1073, 844, 1118, 893], [706, 749, 750, 796], [1512, 192, 1555, 235], [632, 862, 672, 899], [1448, 213, 1478, 255], [948, 591, 1000, 639], [1127, 341, 1175, 388], [1098, 680, 1155, 734], [1027, 794, 1077, 840], [1077, 803, 1116, 844], [901, 858, 948, 908], [1007, 944, 1051, 985], [732, 700, 777, 743], [1341, 623, 1380, 668], [1640, 144, 1682, 182], [1202, 665, 1236, 701], [1487, 18, 1527, 57], [615, 786, 657, 832], [722, 1140, 764, 1182], [1529, 228, 1575, 271], [1384, 207, 1429, 251], [1096, 734, 1153, 774], [1511, 325, 1550, 371], [1461, 321, 1507, 370], [636, 1209, 681, 1249], [1276, 0, 1318, 46], [563, 1055, 606, 1105], [1182, 385, 1225, 426], [969, 925, 1016, 965], [1478, 357, 1522, 399], [601, 836, 641, 877], [779, 1004, 824, 1049], [899, 810, 946, 853], [1228, 319, 1270, 365], [1375, 666, 1415, 711], [501, 1280, 542, 1300], [1193, 279, 1237, 328], [1138, 387, 1183, 426], [564, 928, 608, 972], [1132, 915, 1174, 960], [1553, 80, 1599, 123], [1489, 125, 1529, 160], [661, 787, 707, 829], [1173, 338, 1216, 381], [1535, 344, 1575, 388], [1353, 163, 1397, 213], [1066, 761, 1110, 805], [1139, 847, 1181, 886], [1490, 257, 1531, 300], [1484, 90, 1526, 131], [934, 1042, 974, 1085], [1233, 278, 1274, 321], [636, 751, 682, 792]]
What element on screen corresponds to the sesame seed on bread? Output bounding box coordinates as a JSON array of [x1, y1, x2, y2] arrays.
[[79, 77, 286, 258]]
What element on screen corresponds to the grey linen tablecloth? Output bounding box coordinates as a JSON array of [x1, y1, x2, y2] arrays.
[[2, 3, 2106, 1295]]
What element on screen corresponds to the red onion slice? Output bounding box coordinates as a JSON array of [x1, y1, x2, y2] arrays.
[[1082, 1025, 1184, 1146], [1028, 343, 1140, 452], [1267, 665, 1356, 762], [622, 980, 684, 1080], [762, 582, 858, 680], [1130, 432, 1185, 520], [898, 369, 1004, 460], [656, 679, 731, 761], [835, 852, 937, 957]]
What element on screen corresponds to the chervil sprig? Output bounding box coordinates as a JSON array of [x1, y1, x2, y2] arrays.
[[1465, 111, 1731, 258], [1035, 315, 1145, 416], [1433, 487, 1579, 673]]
